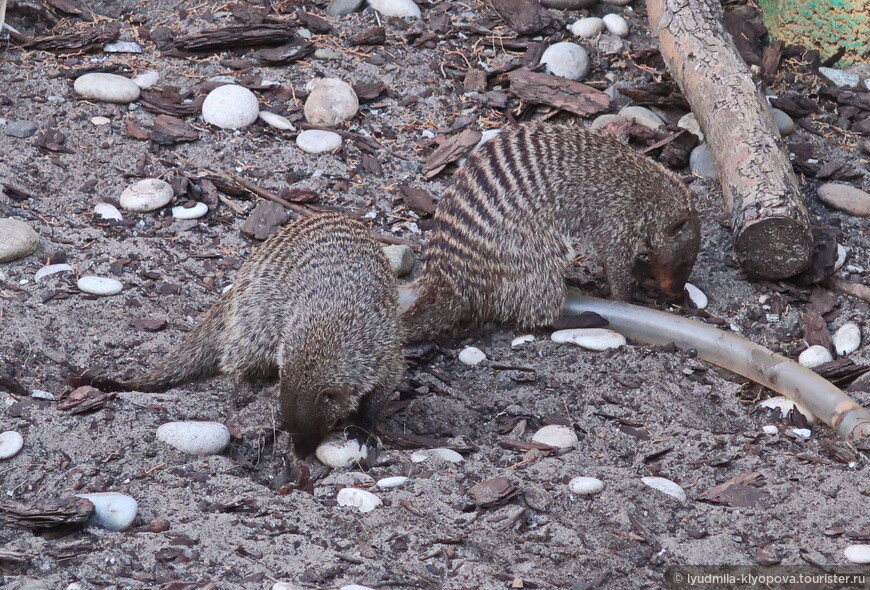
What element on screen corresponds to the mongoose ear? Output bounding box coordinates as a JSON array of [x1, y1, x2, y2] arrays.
[[666, 217, 690, 236], [316, 386, 348, 405]]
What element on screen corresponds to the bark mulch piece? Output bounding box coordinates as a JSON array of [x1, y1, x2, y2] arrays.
[[150, 115, 200, 145], [488, 0, 553, 35], [422, 128, 482, 179], [508, 69, 610, 117], [0, 497, 95, 530], [14, 21, 121, 52], [174, 23, 299, 52]]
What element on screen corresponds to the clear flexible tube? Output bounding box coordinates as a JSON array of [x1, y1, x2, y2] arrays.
[[563, 290, 870, 440]]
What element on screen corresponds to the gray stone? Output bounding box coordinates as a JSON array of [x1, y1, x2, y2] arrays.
[[568, 17, 605, 39], [0, 218, 38, 262], [103, 40, 143, 53], [604, 83, 632, 107], [677, 112, 704, 141], [304, 78, 359, 126], [382, 244, 415, 277], [314, 48, 343, 60], [597, 34, 624, 55], [770, 108, 794, 136], [201, 84, 260, 129], [73, 73, 141, 104], [327, 0, 364, 16], [589, 114, 624, 132], [690, 144, 718, 180], [818, 67, 860, 89], [4, 120, 38, 138], [618, 105, 665, 130], [540, 42, 589, 81], [817, 183, 870, 217], [368, 0, 421, 18], [843, 64, 870, 82]]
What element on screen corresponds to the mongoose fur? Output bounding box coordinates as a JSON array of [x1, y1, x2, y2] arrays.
[[84, 213, 404, 455], [401, 122, 701, 341]]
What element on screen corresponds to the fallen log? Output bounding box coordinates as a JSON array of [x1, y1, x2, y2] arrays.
[[647, 0, 814, 280]]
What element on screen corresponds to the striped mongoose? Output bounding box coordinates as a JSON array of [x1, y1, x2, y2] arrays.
[[401, 122, 701, 340], [83, 213, 404, 455]]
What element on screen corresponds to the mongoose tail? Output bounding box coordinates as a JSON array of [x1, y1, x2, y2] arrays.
[[85, 298, 227, 393]]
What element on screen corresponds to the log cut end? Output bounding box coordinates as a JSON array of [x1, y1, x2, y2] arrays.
[[735, 216, 813, 279]]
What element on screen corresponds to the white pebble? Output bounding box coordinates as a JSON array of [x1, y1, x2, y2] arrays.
[[511, 334, 535, 347], [171, 202, 209, 220], [77, 276, 123, 296], [376, 476, 408, 488], [304, 78, 359, 126], [757, 396, 817, 425], [103, 40, 142, 53], [156, 421, 231, 455], [410, 448, 464, 463], [540, 42, 590, 81], [844, 544, 870, 564], [296, 129, 343, 154], [569, 476, 604, 495], [618, 105, 665, 129], [76, 492, 137, 531], [791, 428, 811, 439], [761, 425, 779, 435], [685, 282, 708, 309], [201, 84, 260, 129], [798, 345, 833, 368], [677, 112, 704, 141], [367, 0, 421, 18], [832, 323, 861, 356], [551, 328, 626, 351], [119, 178, 174, 212], [0, 431, 24, 460], [31, 389, 55, 400], [336, 488, 382, 513], [641, 476, 687, 502], [458, 346, 486, 366], [258, 111, 296, 131], [94, 202, 123, 221], [315, 435, 368, 469], [382, 244, 415, 277], [272, 583, 301, 590], [132, 70, 160, 89], [532, 425, 578, 449], [341, 586, 377, 590], [74, 73, 141, 104], [602, 14, 629, 37], [0, 218, 38, 263], [568, 17, 605, 38], [35, 263, 73, 282], [91, 116, 111, 126], [834, 244, 847, 271]]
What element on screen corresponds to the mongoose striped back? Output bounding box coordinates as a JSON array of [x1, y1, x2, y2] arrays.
[[402, 122, 700, 340]]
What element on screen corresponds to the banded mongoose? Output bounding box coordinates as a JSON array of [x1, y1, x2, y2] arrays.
[[85, 213, 404, 455], [401, 122, 701, 340]]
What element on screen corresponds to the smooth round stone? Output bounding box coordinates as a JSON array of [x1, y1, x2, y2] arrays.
[[5, 120, 38, 138], [551, 328, 626, 351], [458, 346, 486, 366], [833, 323, 861, 356], [540, 42, 590, 81], [382, 244, 415, 277], [35, 263, 73, 282], [296, 129, 343, 154], [171, 202, 209, 220], [74, 73, 141, 104], [677, 112, 704, 141], [77, 276, 123, 296], [376, 476, 408, 488], [91, 116, 111, 126], [304, 79, 359, 126], [817, 183, 870, 217], [315, 435, 368, 468], [798, 345, 833, 368], [0, 218, 38, 262], [532, 425, 578, 449], [568, 17, 605, 38], [590, 114, 625, 133], [201, 84, 260, 129], [94, 202, 123, 221], [336, 488, 382, 513], [120, 178, 173, 212], [835, 244, 847, 271], [618, 105, 664, 129], [770, 108, 794, 136], [75, 492, 137, 531], [641, 476, 686, 502], [132, 70, 160, 89], [757, 395, 817, 424], [602, 13, 629, 37], [341, 586, 376, 590], [368, 0, 421, 18], [0, 431, 24, 460], [685, 282, 708, 309], [272, 583, 301, 590], [690, 143, 718, 179], [791, 427, 811, 439], [818, 67, 859, 89], [410, 448, 464, 463], [31, 389, 56, 400], [258, 111, 296, 131], [327, 0, 364, 16], [156, 421, 231, 455], [844, 544, 870, 564], [761, 425, 779, 435], [511, 334, 535, 347], [569, 476, 604, 496]]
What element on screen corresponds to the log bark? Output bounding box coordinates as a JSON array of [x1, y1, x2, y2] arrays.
[[647, 0, 813, 279]]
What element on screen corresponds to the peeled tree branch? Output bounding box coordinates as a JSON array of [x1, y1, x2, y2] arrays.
[[647, 0, 814, 280]]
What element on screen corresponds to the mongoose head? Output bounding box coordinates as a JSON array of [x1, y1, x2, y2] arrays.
[[283, 383, 358, 457], [648, 210, 701, 299]]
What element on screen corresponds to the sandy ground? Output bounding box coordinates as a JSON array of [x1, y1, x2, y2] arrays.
[[2, 1, 870, 589]]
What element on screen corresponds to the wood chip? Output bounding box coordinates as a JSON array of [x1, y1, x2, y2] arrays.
[[0, 497, 95, 530], [508, 69, 610, 117], [57, 386, 116, 414], [697, 471, 768, 507], [255, 38, 315, 65], [140, 88, 205, 117], [422, 128, 482, 179], [174, 23, 299, 52], [399, 185, 435, 216], [16, 21, 120, 52], [488, 0, 553, 35], [150, 115, 200, 145]]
